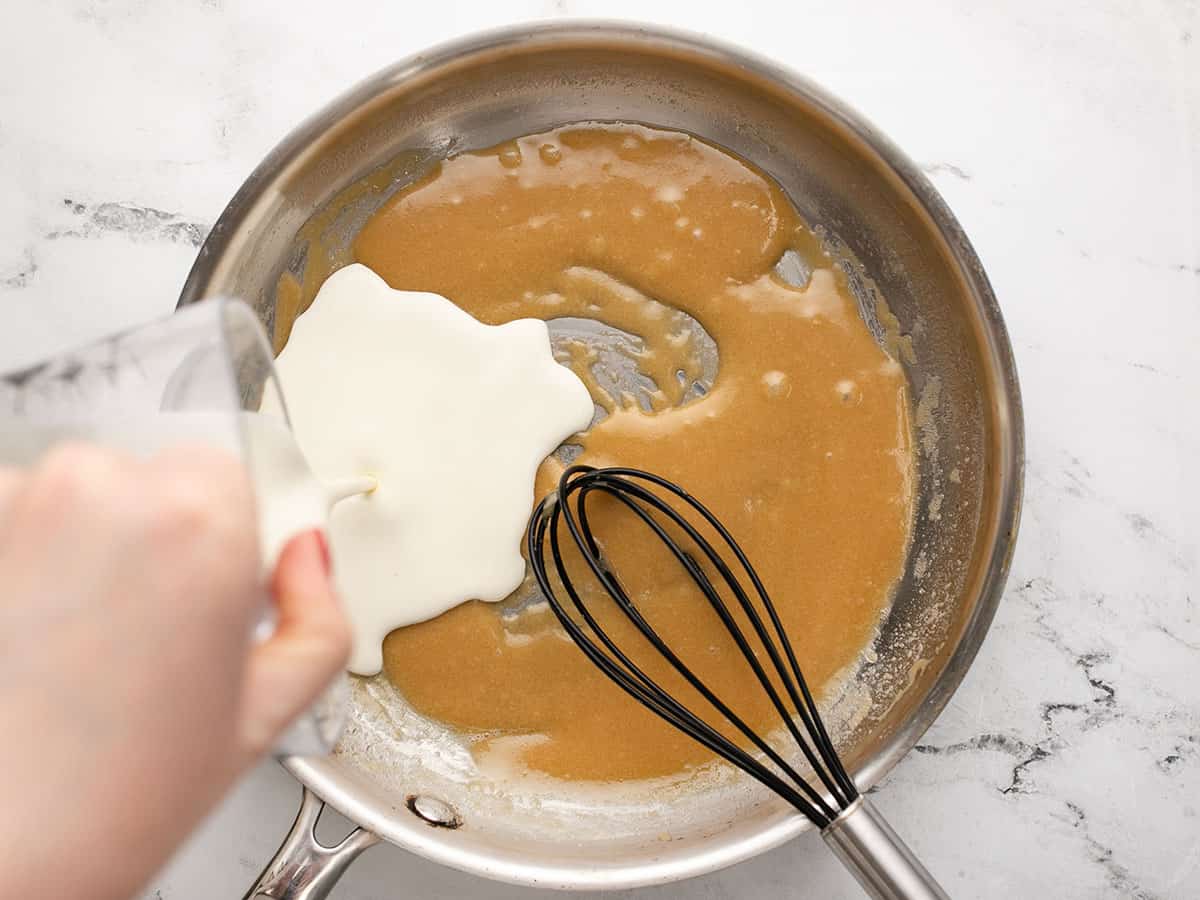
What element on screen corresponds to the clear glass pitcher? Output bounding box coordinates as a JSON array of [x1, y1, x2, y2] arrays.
[[0, 299, 345, 756]]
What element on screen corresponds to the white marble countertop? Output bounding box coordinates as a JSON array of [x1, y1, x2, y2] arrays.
[[1, 1, 1197, 897]]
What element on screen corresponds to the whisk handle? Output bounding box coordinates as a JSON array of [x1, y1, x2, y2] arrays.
[[821, 798, 950, 900]]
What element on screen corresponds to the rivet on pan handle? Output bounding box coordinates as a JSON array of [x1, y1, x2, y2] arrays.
[[243, 787, 380, 900]]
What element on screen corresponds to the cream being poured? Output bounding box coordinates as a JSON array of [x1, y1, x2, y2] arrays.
[[241, 413, 376, 572], [264, 263, 594, 675]]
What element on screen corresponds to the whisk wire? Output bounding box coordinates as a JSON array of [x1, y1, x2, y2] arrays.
[[569, 481, 839, 819], [528, 465, 861, 828], [601, 467, 859, 806], [573, 475, 847, 815], [579, 470, 850, 801], [531, 492, 830, 818]]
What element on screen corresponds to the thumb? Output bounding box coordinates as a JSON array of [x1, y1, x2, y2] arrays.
[[238, 529, 352, 760]]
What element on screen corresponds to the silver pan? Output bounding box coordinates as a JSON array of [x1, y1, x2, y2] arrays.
[[178, 22, 1023, 897]]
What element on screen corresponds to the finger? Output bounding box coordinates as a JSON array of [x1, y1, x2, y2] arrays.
[[237, 529, 351, 759]]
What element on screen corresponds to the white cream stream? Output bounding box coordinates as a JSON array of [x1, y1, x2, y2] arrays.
[[241, 412, 377, 571]]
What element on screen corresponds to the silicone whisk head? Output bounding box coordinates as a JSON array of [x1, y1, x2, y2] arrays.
[[526, 465, 858, 828]]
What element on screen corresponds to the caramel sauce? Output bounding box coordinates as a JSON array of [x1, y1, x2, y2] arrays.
[[336, 124, 914, 782]]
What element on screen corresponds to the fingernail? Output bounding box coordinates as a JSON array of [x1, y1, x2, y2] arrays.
[[310, 529, 332, 575]]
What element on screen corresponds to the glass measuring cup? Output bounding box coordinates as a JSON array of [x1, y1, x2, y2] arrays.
[[0, 299, 346, 756]]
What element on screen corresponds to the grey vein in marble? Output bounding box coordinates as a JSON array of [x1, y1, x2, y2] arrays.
[[1, 250, 38, 289], [52, 199, 209, 248], [1064, 801, 1160, 900], [914, 581, 1123, 799]]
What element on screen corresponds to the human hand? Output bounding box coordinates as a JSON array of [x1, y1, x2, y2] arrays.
[[0, 443, 350, 900]]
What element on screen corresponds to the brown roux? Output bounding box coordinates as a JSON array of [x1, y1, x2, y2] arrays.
[[328, 124, 913, 782]]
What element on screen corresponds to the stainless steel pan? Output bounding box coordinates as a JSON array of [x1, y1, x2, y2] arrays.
[[179, 22, 1023, 896]]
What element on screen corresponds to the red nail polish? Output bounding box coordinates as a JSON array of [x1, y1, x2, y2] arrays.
[[312, 529, 333, 575]]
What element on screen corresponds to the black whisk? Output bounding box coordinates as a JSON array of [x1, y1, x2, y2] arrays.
[[527, 465, 949, 900]]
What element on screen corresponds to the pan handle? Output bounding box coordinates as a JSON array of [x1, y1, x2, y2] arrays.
[[243, 787, 380, 900]]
